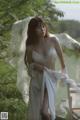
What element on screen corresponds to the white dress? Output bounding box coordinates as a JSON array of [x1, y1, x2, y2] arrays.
[[27, 48, 77, 120]]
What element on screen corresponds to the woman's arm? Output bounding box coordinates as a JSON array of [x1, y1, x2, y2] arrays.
[[32, 62, 44, 72], [51, 37, 70, 85], [51, 37, 66, 72]]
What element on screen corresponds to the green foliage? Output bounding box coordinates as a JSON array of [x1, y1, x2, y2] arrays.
[[0, 59, 27, 119], [0, 0, 63, 25], [49, 19, 80, 43], [57, 20, 80, 41], [62, 47, 80, 58], [0, 98, 27, 120], [0, 98, 27, 112], [0, 0, 64, 58], [64, 20, 80, 38], [0, 60, 16, 81], [0, 84, 21, 98]]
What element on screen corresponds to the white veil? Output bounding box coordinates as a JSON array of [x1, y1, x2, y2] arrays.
[[10, 17, 32, 104], [9, 16, 80, 107]]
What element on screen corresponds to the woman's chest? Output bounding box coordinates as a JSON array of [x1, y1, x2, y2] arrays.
[[32, 44, 57, 65]]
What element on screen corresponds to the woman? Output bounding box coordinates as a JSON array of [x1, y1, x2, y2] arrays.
[[24, 16, 68, 120]]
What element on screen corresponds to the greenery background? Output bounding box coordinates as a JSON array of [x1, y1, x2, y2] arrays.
[[0, 0, 80, 119]]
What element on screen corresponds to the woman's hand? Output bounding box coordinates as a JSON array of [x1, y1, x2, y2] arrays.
[[33, 62, 44, 72], [59, 67, 69, 86], [61, 67, 69, 79]]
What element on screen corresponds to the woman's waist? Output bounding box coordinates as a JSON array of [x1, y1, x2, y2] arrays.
[[45, 65, 55, 70], [28, 62, 61, 77], [28, 62, 55, 73]]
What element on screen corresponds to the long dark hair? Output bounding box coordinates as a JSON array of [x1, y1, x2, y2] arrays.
[[26, 16, 49, 46]]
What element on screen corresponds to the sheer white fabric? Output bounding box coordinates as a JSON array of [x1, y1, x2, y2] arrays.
[[42, 67, 79, 120], [9, 17, 32, 104]]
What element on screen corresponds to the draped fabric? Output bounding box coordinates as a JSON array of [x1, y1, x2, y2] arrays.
[[42, 67, 78, 120], [27, 64, 78, 120]]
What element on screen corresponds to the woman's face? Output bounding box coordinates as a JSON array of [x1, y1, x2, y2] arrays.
[[35, 24, 46, 37]]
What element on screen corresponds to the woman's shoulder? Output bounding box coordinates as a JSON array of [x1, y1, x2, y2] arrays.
[[48, 35, 59, 45]]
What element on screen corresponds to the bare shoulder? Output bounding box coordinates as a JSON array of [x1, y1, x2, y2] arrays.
[[49, 36, 60, 47]]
